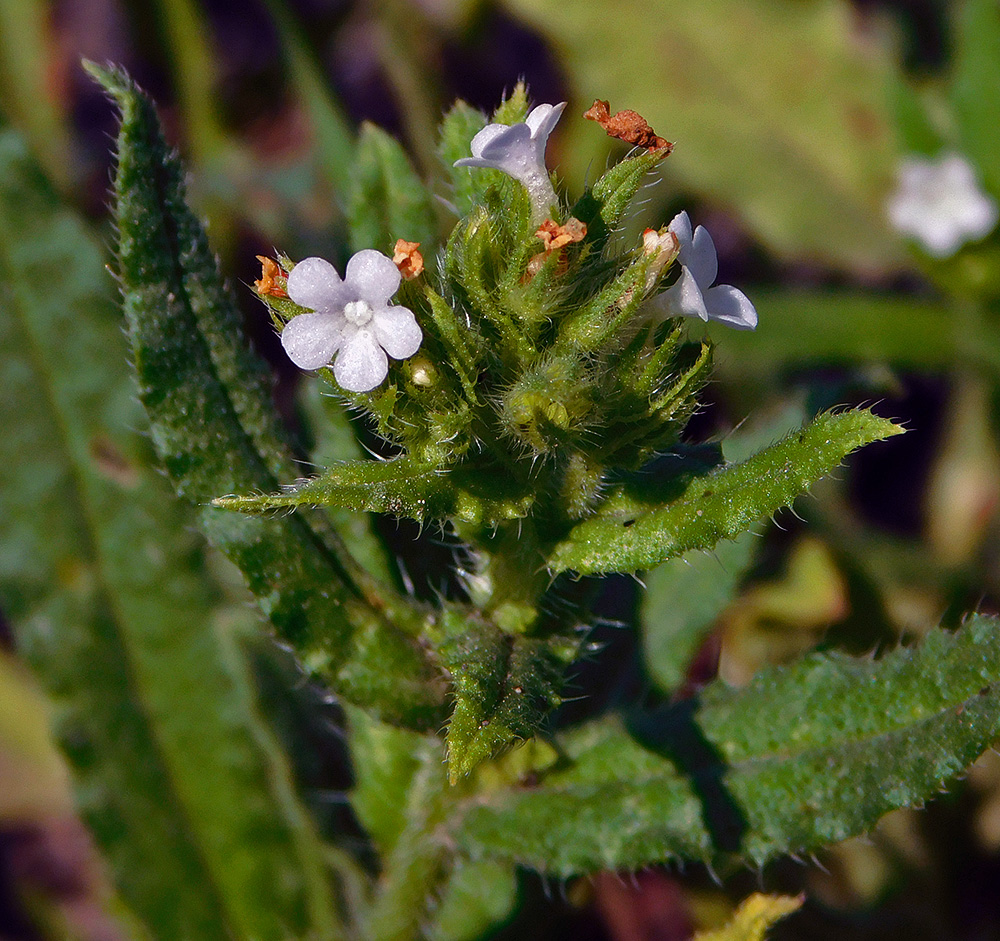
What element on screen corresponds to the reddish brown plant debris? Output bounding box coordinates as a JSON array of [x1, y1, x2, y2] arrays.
[[393, 239, 424, 280], [583, 99, 673, 154], [254, 255, 288, 297], [525, 217, 588, 280]]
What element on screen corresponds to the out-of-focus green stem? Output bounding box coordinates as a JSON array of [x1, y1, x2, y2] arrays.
[[368, 0, 442, 179], [360, 739, 453, 941], [260, 0, 356, 207], [0, 0, 73, 190]]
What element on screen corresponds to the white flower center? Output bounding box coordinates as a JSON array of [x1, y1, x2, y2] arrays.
[[343, 299, 374, 327]]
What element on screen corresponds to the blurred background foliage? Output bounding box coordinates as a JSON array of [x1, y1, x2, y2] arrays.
[[3, 0, 1000, 938]]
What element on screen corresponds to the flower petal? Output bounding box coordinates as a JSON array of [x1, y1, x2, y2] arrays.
[[466, 123, 509, 158], [476, 122, 533, 164], [344, 249, 402, 307], [286, 257, 347, 312], [280, 312, 344, 370], [667, 211, 693, 248], [663, 264, 709, 321], [525, 102, 566, 142], [685, 226, 719, 288], [372, 305, 422, 359], [704, 284, 758, 330], [333, 329, 389, 392]]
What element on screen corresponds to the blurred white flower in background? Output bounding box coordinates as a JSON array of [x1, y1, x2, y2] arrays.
[[887, 152, 998, 258]]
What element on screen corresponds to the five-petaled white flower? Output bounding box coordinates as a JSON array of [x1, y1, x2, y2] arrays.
[[887, 152, 998, 258], [454, 102, 566, 222], [280, 250, 422, 393], [653, 211, 757, 330]]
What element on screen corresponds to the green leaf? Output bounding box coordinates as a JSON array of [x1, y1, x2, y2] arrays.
[[89, 63, 445, 729], [454, 615, 1000, 873], [427, 859, 518, 941], [641, 532, 757, 693], [348, 122, 438, 254], [707, 290, 1000, 374], [438, 613, 566, 781], [952, 0, 1000, 198], [215, 455, 535, 528], [572, 149, 670, 245], [505, 0, 903, 270], [298, 381, 397, 585], [548, 408, 903, 574], [0, 128, 341, 939], [438, 101, 491, 219]]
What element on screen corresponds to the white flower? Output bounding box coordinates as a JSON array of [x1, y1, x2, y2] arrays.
[[280, 250, 422, 393], [454, 102, 566, 222], [653, 212, 757, 330], [887, 152, 998, 258]]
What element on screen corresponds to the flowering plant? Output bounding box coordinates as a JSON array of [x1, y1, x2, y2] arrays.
[[9, 38, 1000, 938]]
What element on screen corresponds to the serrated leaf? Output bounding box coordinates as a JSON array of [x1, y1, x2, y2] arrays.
[[90, 63, 445, 729], [0, 128, 341, 939], [548, 409, 903, 575], [348, 122, 437, 254], [215, 455, 535, 528], [504, 0, 903, 270], [439, 615, 565, 781], [952, 0, 1000, 198], [454, 616, 1000, 874]]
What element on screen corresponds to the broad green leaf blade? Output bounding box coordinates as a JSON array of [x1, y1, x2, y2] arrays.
[[641, 532, 757, 693], [90, 63, 445, 728], [348, 122, 438, 254], [454, 616, 1000, 874], [952, 0, 1000, 198], [214, 455, 534, 527], [504, 0, 903, 270], [549, 409, 902, 574], [709, 290, 1000, 374], [0, 129, 341, 940]]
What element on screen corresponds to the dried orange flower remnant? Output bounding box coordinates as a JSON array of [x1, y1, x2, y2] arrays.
[[255, 255, 288, 297], [525, 217, 588, 279], [392, 239, 424, 280], [536, 217, 587, 252], [583, 100, 672, 154]]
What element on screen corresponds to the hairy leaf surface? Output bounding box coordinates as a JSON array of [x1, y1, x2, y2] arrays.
[[548, 409, 903, 574], [455, 616, 1000, 873]]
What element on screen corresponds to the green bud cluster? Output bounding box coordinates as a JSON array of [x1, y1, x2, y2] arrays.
[[321, 98, 710, 542]]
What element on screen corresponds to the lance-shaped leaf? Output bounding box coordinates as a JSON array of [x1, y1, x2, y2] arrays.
[[548, 408, 903, 575], [89, 63, 445, 729], [0, 128, 342, 940], [438, 100, 490, 219], [214, 455, 535, 528], [437, 612, 567, 782], [454, 615, 1000, 874], [348, 122, 438, 254]]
